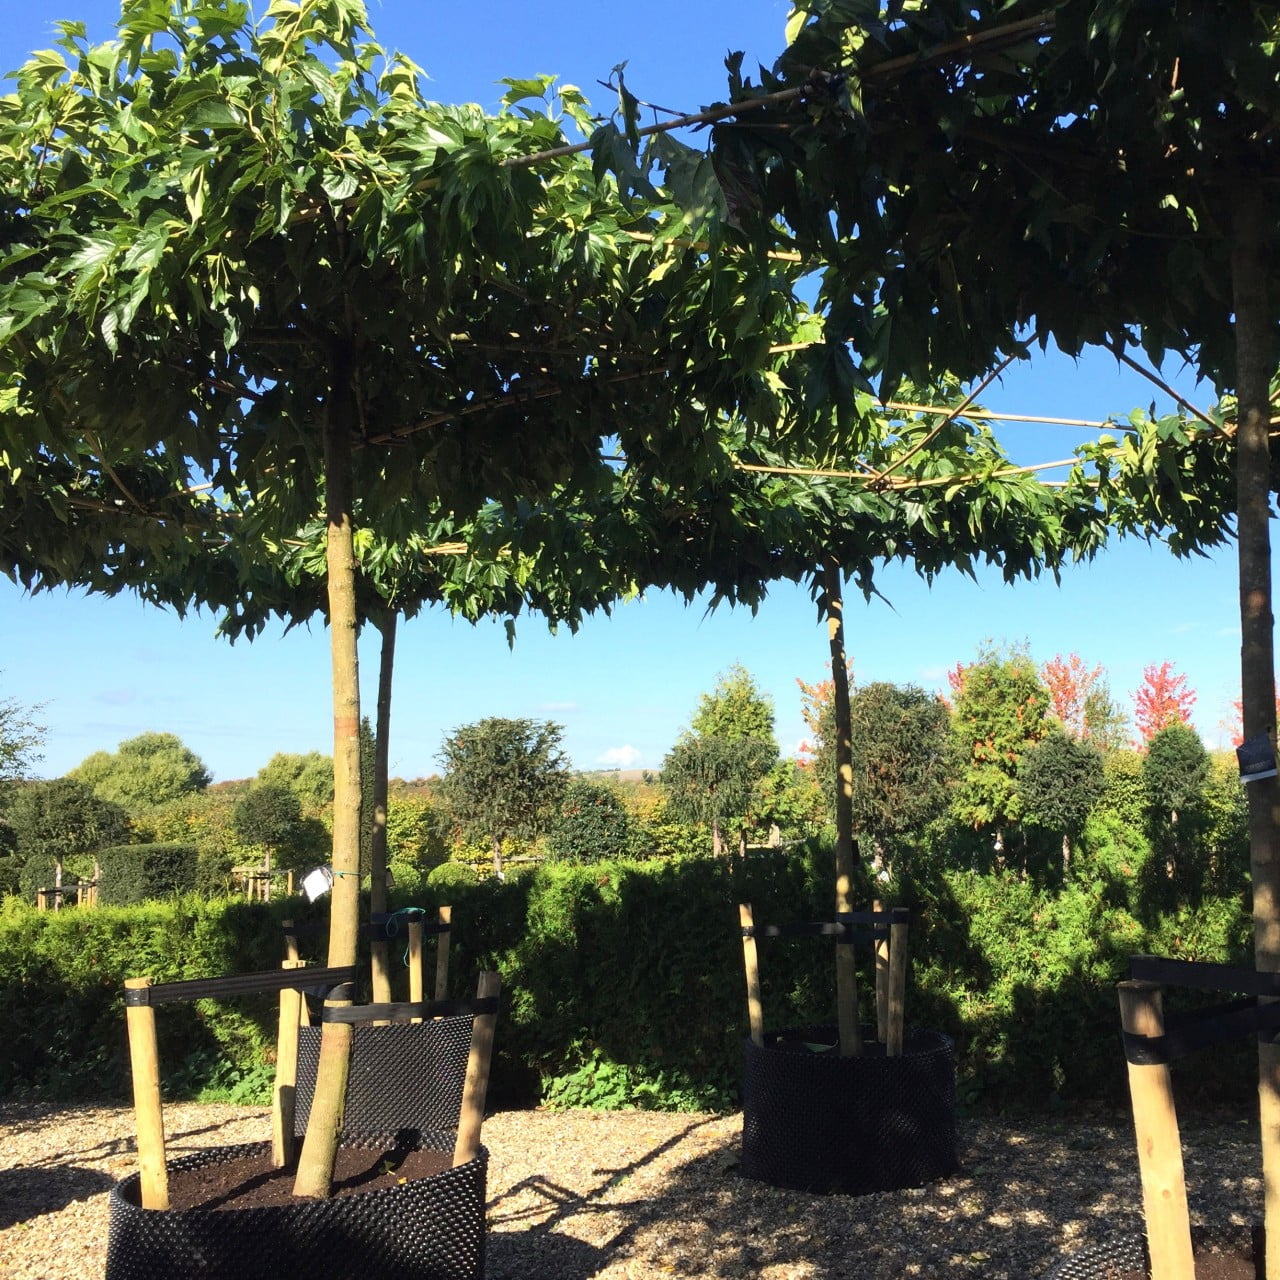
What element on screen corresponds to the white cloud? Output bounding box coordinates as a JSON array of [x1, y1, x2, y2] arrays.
[[598, 745, 642, 769]]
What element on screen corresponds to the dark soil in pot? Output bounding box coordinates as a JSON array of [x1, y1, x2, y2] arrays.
[[1047, 1228, 1260, 1279], [106, 1133, 487, 1280], [741, 1022, 958, 1196]]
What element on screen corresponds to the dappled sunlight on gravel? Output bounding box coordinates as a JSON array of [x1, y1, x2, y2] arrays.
[[0, 1101, 1264, 1279]]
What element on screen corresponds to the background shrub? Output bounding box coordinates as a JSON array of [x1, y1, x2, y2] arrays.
[[98, 843, 199, 904]]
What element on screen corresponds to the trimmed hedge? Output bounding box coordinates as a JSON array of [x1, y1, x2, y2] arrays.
[[0, 849, 1254, 1113], [98, 843, 199, 905]]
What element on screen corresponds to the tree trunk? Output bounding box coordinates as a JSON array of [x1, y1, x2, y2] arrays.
[[369, 609, 397, 1005], [293, 360, 362, 1200], [712, 819, 724, 857], [823, 558, 861, 1056], [492, 834, 504, 880], [1232, 189, 1280, 1277]]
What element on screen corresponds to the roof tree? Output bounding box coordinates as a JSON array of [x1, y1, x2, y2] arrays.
[[0, 0, 855, 1196]]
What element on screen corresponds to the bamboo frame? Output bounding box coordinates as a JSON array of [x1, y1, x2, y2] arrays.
[[1118, 980, 1195, 1280], [887, 912, 909, 1058], [874, 899, 890, 1044], [739, 904, 765, 1047], [272, 959, 306, 1168], [452, 971, 501, 1168], [123, 978, 169, 1210], [434, 906, 453, 1002], [408, 919, 424, 1024]]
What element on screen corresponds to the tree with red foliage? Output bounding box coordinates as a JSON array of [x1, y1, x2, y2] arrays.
[[1042, 653, 1128, 747], [1133, 662, 1196, 745]]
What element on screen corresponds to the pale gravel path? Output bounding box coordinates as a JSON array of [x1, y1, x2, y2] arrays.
[[0, 1101, 1263, 1279]]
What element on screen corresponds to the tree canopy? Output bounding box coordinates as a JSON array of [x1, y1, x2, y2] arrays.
[[70, 731, 211, 810]]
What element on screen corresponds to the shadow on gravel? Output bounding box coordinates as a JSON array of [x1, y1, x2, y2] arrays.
[[0, 1166, 115, 1228]]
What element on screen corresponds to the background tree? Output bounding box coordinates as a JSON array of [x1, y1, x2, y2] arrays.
[[70, 732, 211, 811], [7, 777, 128, 898], [948, 642, 1052, 843], [436, 718, 569, 879], [660, 734, 778, 856], [1018, 728, 1106, 877], [1041, 652, 1128, 747], [546, 779, 636, 864], [255, 752, 334, 815], [0, 681, 44, 783], [846, 681, 953, 882], [1143, 721, 1210, 885], [231, 783, 306, 900], [663, 665, 779, 855], [1133, 661, 1197, 745]]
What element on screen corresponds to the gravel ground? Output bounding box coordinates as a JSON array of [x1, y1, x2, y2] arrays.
[[0, 1100, 1264, 1279]]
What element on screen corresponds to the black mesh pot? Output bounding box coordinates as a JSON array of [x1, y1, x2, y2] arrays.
[[105, 1136, 486, 1280], [1044, 1234, 1147, 1279], [741, 1023, 958, 1195], [294, 1017, 474, 1140]]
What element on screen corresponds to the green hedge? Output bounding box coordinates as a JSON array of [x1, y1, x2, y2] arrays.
[[98, 843, 199, 905], [0, 848, 1254, 1113]]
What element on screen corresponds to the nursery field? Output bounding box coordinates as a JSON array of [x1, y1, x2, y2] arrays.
[[0, 1099, 1263, 1280]]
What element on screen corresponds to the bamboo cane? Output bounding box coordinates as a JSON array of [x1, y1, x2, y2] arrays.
[[887, 909, 909, 1057], [434, 906, 452, 1002], [123, 978, 169, 1210], [1118, 980, 1195, 1280], [408, 919, 424, 1024], [453, 972, 501, 1167], [739, 904, 764, 1047], [874, 899, 890, 1044], [272, 959, 306, 1168]]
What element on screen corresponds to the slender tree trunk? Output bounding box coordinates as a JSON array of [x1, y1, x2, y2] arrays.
[[1232, 190, 1280, 1276], [492, 834, 504, 880], [823, 558, 861, 1056], [712, 819, 724, 857], [294, 359, 362, 1200], [369, 610, 397, 1005]]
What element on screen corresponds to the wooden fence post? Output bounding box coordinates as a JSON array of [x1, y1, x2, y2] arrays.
[[124, 977, 169, 1210], [453, 972, 501, 1167], [434, 906, 452, 1002], [1118, 980, 1195, 1280], [739, 904, 764, 1047], [887, 909, 909, 1057], [272, 960, 306, 1169]]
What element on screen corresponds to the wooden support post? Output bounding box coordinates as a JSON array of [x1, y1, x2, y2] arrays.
[[1118, 980, 1195, 1280], [286, 869, 294, 896], [37, 890, 46, 912], [887, 909, 909, 1058], [272, 960, 306, 1168], [434, 906, 453, 1002], [453, 971, 501, 1168], [408, 919, 424, 1024], [282, 921, 311, 1027], [874, 899, 889, 1045], [739, 904, 765, 1047], [123, 977, 169, 1210], [835, 936, 861, 1057]]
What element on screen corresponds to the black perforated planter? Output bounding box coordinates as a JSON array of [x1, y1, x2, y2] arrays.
[[1044, 1229, 1259, 1279], [105, 1135, 487, 1280], [294, 1017, 474, 1140], [741, 1023, 958, 1196]]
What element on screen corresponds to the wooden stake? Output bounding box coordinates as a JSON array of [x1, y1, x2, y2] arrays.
[[282, 921, 311, 1027], [434, 906, 453, 1002], [272, 960, 306, 1168], [1118, 980, 1195, 1280], [123, 978, 169, 1210], [37, 890, 46, 912], [874, 899, 889, 1044], [408, 919, 424, 1023], [453, 972, 501, 1167], [887, 910, 909, 1058], [739, 904, 764, 1047]]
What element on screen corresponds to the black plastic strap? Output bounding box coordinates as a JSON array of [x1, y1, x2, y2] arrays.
[[124, 965, 360, 1006], [319, 996, 499, 1025], [1128, 955, 1280, 999], [743, 908, 911, 941], [1123, 997, 1280, 1064]]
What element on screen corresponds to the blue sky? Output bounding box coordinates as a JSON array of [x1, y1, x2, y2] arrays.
[[0, 2, 1253, 782]]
